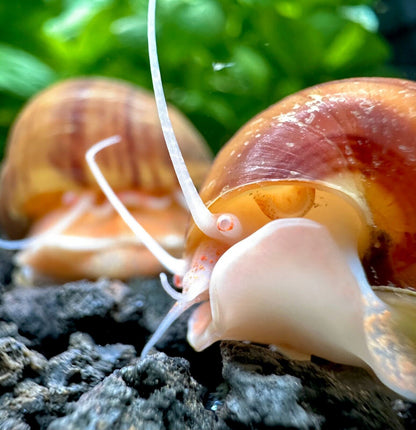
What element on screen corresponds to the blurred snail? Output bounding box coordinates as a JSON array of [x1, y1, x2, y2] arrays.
[[0, 77, 211, 281], [86, 0, 416, 402]]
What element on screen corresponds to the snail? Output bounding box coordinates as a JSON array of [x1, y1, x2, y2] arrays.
[[85, 0, 416, 401], [0, 77, 212, 281]]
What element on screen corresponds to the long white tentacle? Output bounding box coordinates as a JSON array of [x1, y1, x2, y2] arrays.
[[147, 0, 241, 242], [0, 193, 94, 250], [86, 135, 187, 276], [140, 297, 198, 358]]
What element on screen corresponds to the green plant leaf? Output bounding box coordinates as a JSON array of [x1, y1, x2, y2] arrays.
[[0, 44, 57, 98]]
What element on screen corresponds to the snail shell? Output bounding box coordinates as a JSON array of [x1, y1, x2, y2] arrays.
[[0, 77, 211, 281]]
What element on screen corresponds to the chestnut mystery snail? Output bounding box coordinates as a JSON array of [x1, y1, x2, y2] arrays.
[[0, 77, 211, 282], [88, 0, 416, 401]]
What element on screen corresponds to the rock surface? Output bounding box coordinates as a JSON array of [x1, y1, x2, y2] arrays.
[[48, 352, 220, 430], [0, 249, 415, 429], [217, 342, 416, 429]]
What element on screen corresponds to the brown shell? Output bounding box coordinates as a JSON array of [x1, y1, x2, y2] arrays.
[[195, 77, 416, 288], [0, 77, 211, 238]]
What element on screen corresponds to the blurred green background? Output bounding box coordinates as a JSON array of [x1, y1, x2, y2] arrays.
[[0, 0, 395, 158]]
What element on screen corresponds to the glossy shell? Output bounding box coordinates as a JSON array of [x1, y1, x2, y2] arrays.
[[190, 77, 416, 289], [0, 77, 211, 239]]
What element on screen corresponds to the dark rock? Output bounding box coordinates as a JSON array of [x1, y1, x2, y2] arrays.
[[0, 321, 31, 345], [122, 278, 174, 329], [0, 380, 49, 430], [43, 332, 136, 400], [122, 277, 189, 352], [0, 279, 131, 355], [0, 248, 15, 287], [0, 332, 136, 429], [216, 341, 413, 429], [0, 275, 189, 358], [47, 352, 225, 430], [221, 365, 322, 429], [0, 337, 46, 388], [126, 278, 224, 392]]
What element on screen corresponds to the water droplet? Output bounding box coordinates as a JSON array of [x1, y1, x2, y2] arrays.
[[212, 62, 235, 71], [210, 400, 223, 411]]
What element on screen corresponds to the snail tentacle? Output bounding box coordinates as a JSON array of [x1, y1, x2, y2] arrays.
[[0, 193, 94, 250], [141, 273, 196, 358], [140, 297, 200, 358], [160, 272, 184, 301], [0, 236, 41, 250], [86, 136, 187, 276], [147, 0, 241, 242]]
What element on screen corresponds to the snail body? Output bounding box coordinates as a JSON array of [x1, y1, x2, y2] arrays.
[[0, 77, 211, 281], [85, 0, 416, 402]]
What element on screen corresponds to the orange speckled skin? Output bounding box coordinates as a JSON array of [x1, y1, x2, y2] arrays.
[[195, 78, 416, 288], [0, 77, 211, 238]]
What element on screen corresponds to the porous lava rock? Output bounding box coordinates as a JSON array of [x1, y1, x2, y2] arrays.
[[0, 246, 415, 430]]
